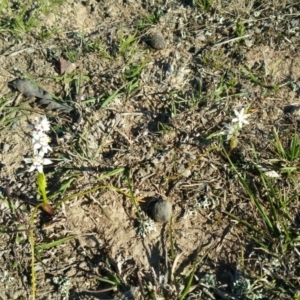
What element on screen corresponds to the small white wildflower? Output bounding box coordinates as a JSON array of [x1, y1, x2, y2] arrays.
[[32, 132, 52, 155], [24, 116, 53, 173], [24, 153, 53, 173], [33, 115, 50, 132], [232, 108, 250, 128], [222, 123, 239, 140]]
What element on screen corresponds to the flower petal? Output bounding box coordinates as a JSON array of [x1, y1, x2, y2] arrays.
[[43, 158, 53, 165], [33, 143, 42, 150], [23, 158, 32, 164], [28, 165, 36, 172], [37, 165, 44, 173]]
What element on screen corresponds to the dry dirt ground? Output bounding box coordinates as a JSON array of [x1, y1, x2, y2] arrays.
[[1, 0, 300, 299]]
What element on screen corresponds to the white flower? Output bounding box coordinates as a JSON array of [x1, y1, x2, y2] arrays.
[[24, 115, 53, 173], [221, 123, 239, 140], [232, 108, 250, 128], [32, 132, 52, 155], [33, 116, 50, 132], [24, 153, 53, 173], [31, 130, 43, 140]]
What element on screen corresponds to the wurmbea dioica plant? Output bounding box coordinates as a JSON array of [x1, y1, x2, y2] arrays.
[[221, 107, 250, 150], [24, 116, 54, 215]]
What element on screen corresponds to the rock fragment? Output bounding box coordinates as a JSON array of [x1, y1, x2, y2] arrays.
[[148, 32, 166, 50], [9, 78, 73, 113], [11, 78, 52, 100]]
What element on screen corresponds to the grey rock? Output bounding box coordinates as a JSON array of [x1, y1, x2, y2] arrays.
[[11, 78, 52, 100], [148, 32, 166, 50], [3, 143, 10, 152], [10, 78, 73, 113], [152, 200, 172, 223], [37, 98, 73, 113], [284, 105, 300, 118]]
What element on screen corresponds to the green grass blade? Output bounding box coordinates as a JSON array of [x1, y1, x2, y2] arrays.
[[169, 216, 175, 260], [49, 177, 77, 200], [97, 168, 125, 181], [179, 246, 211, 300], [35, 235, 76, 251], [92, 275, 118, 286], [179, 264, 196, 300], [29, 204, 44, 300], [124, 168, 142, 219], [223, 148, 274, 232], [241, 66, 260, 85], [222, 210, 266, 238], [101, 90, 122, 108]]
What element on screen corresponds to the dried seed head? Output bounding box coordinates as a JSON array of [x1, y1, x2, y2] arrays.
[[152, 200, 172, 223]]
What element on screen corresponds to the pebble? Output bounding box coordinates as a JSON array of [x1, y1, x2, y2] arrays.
[[148, 32, 166, 50], [286, 105, 300, 117], [152, 200, 172, 223], [3, 143, 10, 152], [82, 236, 99, 248], [9, 78, 73, 113], [10, 78, 52, 100]]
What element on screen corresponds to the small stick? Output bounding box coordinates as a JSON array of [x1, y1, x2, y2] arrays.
[[213, 35, 250, 47]]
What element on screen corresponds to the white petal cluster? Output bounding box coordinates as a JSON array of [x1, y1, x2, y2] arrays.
[[221, 108, 251, 140], [232, 108, 250, 129], [24, 116, 53, 173], [222, 123, 240, 141]]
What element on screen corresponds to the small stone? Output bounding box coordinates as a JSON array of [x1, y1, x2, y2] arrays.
[[66, 267, 77, 277], [290, 106, 300, 117], [83, 236, 99, 248], [3, 143, 10, 152], [10, 78, 52, 100], [148, 32, 166, 50], [152, 200, 172, 223], [79, 261, 87, 269], [58, 57, 76, 75], [9, 78, 73, 112], [284, 105, 300, 118]]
